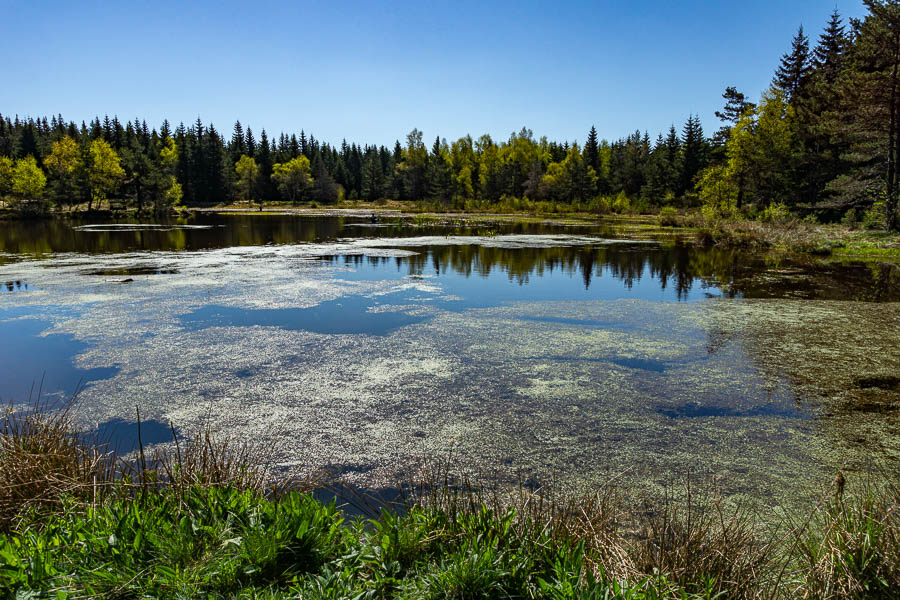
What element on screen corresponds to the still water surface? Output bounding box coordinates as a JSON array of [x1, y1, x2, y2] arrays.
[[1, 214, 898, 504]]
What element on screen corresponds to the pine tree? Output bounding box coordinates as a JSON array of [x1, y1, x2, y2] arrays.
[[679, 115, 706, 196], [256, 129, 275, 201], [584, 126, 600, 173], [245, 127, 256, 158], [299, 130, 308, 158], [814, 9, 847, 84], [230, 121, 246, 164], [835, 0, 900, 230], [17, 122, 38, 159], [774, 26, 812, 101], [714, 87, 755, 145], [313, 159, 339, 204], [425, 135, 451, 201]]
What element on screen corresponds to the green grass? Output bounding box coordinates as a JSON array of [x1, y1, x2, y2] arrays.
[[2, 404, 899, 598], [832, 242, 900, 259], [4, 482, 898, 599], [0, 486, 768, 599]]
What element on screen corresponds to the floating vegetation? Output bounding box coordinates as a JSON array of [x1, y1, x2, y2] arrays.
[[0, 221, 898, 515]]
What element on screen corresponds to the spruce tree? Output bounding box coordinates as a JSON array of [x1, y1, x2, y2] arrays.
[[714, 87, 755, 145], [814, 9, 847, 84], [256, 129, 275, 202], [584, 125, 600, 173], [230, 121, 246, 164], [679, 115, 706, 196], [774, 26, 812, 101], [245, 127, 256, 158]]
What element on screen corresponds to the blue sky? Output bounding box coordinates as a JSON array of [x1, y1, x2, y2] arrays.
[[0, 1, 868, 147]]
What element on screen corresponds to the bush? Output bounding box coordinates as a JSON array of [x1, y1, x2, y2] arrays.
[[862, 200, 886, 230], [758, 202, 792, 224], [842, 208, 860, 230], [611, 192, 631, 214], [658, 206, 679, 226]]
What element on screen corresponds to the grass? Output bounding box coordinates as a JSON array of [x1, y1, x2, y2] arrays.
[[681, 215, 900, 259], [1, 403, 899, 598]]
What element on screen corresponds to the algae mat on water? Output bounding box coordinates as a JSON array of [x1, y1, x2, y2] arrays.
[[0, 243, 897, 510]]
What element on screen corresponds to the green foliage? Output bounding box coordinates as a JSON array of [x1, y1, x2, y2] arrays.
[[758, 201, 791, 223], [793, 483, 900, 598], [43, 136, 80, 208], [235, 154, 260, 205], [86, 138, 124, 209], [0, 156, 13, 198], [10, 156, 47, 207], [697, 164, 737, 220], [658, 206, 679, 226], [272, 155, 312, 203], [862, 198, 887, 230], [0, 487, 344, 597]]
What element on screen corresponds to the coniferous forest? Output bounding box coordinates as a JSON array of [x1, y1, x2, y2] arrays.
[[1, 3, 900, 231]]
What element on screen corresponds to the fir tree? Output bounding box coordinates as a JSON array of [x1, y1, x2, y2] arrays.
[[774, 25, 812, 101], [814, 9, 847, 84], [679, 115, 706, 196], [584, 125, 600, 173]]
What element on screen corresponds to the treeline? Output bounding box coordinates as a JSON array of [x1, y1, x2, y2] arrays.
[[0, 2, 898, 230], [0, 113, 706, 215]]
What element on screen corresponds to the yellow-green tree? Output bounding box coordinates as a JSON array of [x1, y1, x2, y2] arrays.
[[697, 89, 798, 216], [44, 136, 81, 209], [0, 156, 13, 199], [11, 156, 47, 207], [87, 139, 125, 210], [449, 136, 476, 200], [697, 164, 738, 219], [153, 136, 182, 212], [272, 155, 311, 203], [235, 154, 260, 207], [478, 135, 502, 201], [540, 144, 596, 202]]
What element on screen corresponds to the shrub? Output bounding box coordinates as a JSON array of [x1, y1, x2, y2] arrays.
[[842, 209, 860, 230], [862, 200, 886, 230], [611, 192, 631, 214], [658, 206, 679, 226], [758, 201, 792, 224]]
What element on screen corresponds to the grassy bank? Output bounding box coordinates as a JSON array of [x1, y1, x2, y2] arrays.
[[655, 213, 900, 259], [2, 404, 899, 599]]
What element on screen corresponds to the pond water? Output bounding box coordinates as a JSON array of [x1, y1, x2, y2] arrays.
[[1, 213, 899, 507]]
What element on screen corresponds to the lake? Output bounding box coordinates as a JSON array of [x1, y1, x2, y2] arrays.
[[1, 212, 899, 507]]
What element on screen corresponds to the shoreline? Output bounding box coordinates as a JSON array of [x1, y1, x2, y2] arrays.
[[2, 404, 899, 597], [4, 203, 900, 261]]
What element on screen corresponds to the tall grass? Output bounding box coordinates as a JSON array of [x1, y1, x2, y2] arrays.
[[791, 479, 900, 598], [0, 399, 116, 530], [1, 402, 899, 598], [0, 399, 314, 531]]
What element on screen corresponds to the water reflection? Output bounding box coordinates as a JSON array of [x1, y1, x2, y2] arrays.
[[89, 418, 174, 450], [180, 293, 428, 336], [2, 280, 33, 292], [325, 244, 900, 303], [1, 214, 898, 302], [0, 314, 119, 401]]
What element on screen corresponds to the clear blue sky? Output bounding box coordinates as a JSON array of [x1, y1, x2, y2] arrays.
[[0, 0, 868, 148]]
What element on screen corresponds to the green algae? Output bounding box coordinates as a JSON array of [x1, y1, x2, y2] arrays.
[[0, 236, 897, 517]]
